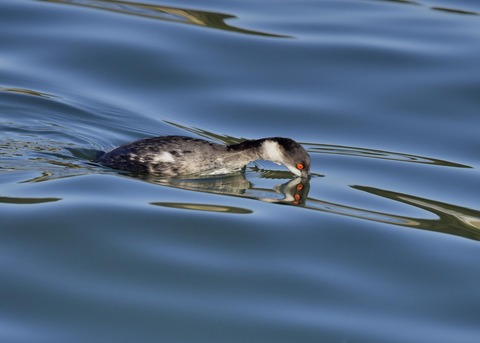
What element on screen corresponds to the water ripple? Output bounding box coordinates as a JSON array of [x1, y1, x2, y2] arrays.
[[39, 0, 291, 37], [376, 0, 480, 16], [307, 143, 471, 168], [302, 185, 480, 241]]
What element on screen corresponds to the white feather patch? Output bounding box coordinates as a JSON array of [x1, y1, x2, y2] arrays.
[[262, 140, 284, 163], [152, 151, 175, 163]]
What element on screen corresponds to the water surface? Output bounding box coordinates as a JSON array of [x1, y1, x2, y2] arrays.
[[1, 0, 480, 342]]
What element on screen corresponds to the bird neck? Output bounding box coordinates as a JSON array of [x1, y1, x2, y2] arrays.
[[225, 139, 263, 166], [227, 138, 284, 165], [258, 139, 284, 164]]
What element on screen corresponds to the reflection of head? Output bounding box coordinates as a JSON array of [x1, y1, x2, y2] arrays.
[[274, 177, 310, 205]]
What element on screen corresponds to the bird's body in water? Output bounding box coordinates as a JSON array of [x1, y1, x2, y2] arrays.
[[95, 135, 310, 178]]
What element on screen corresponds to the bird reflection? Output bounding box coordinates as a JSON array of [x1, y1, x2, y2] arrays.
[[141, 171, 310, 206]]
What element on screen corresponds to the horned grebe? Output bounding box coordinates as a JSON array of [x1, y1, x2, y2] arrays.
[[95, 135, 310, 178]]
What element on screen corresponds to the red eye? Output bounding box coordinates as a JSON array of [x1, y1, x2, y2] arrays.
[[296, 163, 304, 170], [294, 194, 301, 201]]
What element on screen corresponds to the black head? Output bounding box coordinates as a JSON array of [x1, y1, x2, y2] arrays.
[[261, 137, 311, 178]]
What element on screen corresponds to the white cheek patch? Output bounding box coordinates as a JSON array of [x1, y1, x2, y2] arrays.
[[262, 141, 284, 163], [262, 140, 302, 177], [152, 151, 175, 163]]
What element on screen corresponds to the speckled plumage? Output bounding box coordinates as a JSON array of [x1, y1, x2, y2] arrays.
[[95, 135, 310, 178]]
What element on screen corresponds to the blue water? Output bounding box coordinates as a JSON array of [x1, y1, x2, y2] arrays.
[[1, 0, 480, 342]]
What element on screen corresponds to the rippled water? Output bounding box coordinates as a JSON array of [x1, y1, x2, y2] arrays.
[[1, 0, 480, 342]]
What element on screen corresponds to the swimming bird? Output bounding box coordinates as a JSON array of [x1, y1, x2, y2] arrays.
[[95, 135, 310, 178]]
